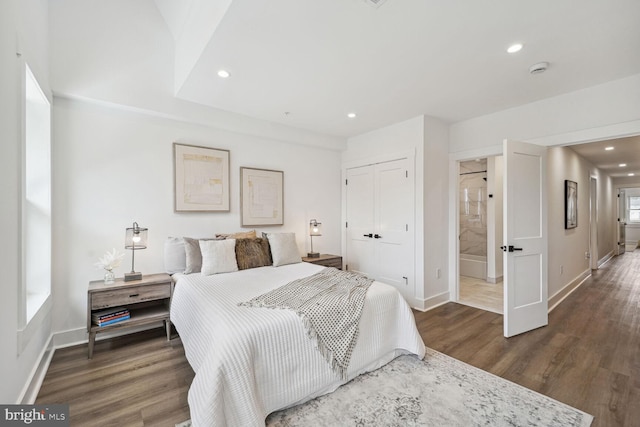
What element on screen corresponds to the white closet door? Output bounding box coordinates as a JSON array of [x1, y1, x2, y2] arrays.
[[345, 166, 376, 276], [345, 158, 413, 301], [374, 159, 412, 300]]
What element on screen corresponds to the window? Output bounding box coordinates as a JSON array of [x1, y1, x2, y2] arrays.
[[629, 196, 640, 223], [22, 63, 51, 325]]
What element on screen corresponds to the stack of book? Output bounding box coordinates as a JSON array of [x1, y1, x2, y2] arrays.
[[92, 307, 130, 327]]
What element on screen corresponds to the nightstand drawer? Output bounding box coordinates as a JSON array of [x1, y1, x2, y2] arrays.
[[91, 283, 171, 309], [322, 259, 343, 269], [302, 254, 343, 270]]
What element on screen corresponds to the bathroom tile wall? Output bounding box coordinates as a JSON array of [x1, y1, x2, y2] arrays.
[[460, 159, 487, 257]]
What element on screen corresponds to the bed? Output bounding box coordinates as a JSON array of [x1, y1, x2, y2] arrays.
[[170, 261, 425, 426]]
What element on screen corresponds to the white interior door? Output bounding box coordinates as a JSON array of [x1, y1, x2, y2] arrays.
[[503, 140, 548, 337], [345, 166, 375, 276], [345, 158, 413, 301], [374, 159, 412, 300]]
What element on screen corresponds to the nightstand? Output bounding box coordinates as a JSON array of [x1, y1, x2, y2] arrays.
[[87, 273, 172, 358], [302, 254, 343, 270]]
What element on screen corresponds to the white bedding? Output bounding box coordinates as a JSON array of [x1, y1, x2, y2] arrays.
[[171, 262, 425, 427]]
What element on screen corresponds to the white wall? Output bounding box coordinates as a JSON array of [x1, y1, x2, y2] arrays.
[[0, 0, 53, 404], [546, 146, 614, 301], [450, 73, 640, 153], [343, 115, 450, 310], [52, 97, 342, 338], [486, 156, 503, 282], [422, 117, 450, 307], [44, 0, 345, 344]]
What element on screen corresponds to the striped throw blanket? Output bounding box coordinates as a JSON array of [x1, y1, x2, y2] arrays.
[[239, 267, 373, 379]]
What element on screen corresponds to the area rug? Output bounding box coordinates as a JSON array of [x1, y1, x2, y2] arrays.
[[177, 348, 593, 427]]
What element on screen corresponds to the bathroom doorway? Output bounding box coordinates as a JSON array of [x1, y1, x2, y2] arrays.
[[458, 157, 504, 314]]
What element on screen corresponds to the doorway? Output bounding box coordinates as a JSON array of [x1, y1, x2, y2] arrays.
[[457, 156, 504, 314]]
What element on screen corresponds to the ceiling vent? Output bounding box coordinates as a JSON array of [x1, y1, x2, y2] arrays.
[[529, 62, 549, 75], [364, 0, 388, 8]]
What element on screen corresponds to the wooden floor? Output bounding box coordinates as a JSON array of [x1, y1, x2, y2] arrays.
[[418, 250, 640, 427], [35, 329, 193, 426], [459, 274, 503, 313], [37, 250, 640, 426]]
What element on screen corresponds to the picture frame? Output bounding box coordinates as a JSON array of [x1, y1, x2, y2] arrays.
[[174, 143, 230, 212], [240, 167, 284, 226], [565, 180, 577, 229]]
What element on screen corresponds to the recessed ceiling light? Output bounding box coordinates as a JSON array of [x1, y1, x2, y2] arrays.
[[347, 113, 357, 119], [629, 173, 635, 176], [605, 146, 614, 151], [217, 70, 230, 78], [619, 163, 627, 167], [507, 43, 523, 54]]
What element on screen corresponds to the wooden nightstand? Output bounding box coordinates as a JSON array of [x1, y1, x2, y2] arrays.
[[87, 273, 172, 358], [302, 254, 343, 270]]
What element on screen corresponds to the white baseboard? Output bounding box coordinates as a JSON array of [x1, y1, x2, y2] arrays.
[[18, 335, 54, 404], [486, 275, 503, 284], [548, 268, 591, 313], [598, 250, 614, 268], [413, 291, 450, 312]]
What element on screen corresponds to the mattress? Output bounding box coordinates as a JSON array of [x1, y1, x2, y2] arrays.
[[170, 262, 425, 426]]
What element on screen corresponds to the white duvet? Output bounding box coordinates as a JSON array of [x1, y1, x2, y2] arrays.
[[170, 262, 425, 427]]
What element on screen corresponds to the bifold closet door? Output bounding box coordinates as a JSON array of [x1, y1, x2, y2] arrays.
[[345, 158, 413, 301]]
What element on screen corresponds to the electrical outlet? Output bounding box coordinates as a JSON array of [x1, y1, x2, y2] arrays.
[[560, 265, 564, 275], [585, 251, 590, 259], [436, 268, 441, 279]]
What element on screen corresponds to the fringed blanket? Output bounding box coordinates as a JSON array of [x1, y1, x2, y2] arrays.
[[239, 267, 373, 379]]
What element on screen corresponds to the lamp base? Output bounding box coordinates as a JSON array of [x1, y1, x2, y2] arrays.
[[307, 252, 320, 258], [124, 272, 142, 282]]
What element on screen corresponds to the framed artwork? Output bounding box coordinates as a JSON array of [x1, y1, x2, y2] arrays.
[[174, 143, 230, 212], [240, 167, 284, 226], [565, 180, 577, 229]]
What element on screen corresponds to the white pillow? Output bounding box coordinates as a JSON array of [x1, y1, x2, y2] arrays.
[[266, 232, 301, 267], [199, 239, 239, 275]]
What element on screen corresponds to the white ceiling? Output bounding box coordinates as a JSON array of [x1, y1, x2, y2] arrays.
[[155, 0, 640, 138], [568, 137, 640, 178]]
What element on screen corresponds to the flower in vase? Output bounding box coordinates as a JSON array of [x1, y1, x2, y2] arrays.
[[95, 248, 125, 272]]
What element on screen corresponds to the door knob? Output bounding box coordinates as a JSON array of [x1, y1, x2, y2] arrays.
[[374, 234, 382, 239], [501, 245, 523, 252], [363, 233, 373, 238]]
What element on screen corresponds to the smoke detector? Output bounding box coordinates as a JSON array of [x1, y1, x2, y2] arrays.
[[529, 62, 549, 75], [364, 0, 388, 8]]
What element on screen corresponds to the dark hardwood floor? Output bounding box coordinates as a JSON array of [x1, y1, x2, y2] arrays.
[[417, 249, 640, 427], [36, 250, 640, 426]]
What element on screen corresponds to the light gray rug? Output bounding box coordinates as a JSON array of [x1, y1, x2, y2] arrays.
[[178, 348, 593, 427]]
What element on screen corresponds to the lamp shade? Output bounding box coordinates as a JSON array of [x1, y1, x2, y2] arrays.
[[309, 219, 322, 236], [125, 222, 148, 250]]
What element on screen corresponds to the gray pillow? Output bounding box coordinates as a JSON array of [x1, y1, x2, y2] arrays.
[[184, 237, 204, 274], [266, 232, 301, 267], [164, 237, 186, 274]]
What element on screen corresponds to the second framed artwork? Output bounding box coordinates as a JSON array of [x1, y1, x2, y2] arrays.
[[240, 167, 284, 226]]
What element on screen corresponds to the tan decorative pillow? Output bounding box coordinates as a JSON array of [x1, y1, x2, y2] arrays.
[[235, 238, 272, 270], [217, 230, 257, 240]]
